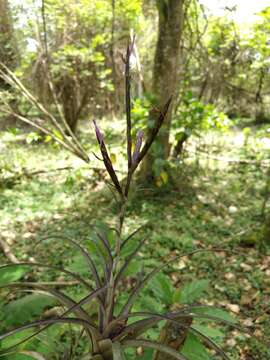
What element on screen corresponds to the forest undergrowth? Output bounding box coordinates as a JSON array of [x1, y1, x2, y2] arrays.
[[0, 122, 269, 359]]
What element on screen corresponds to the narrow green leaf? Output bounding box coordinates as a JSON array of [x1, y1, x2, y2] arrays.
[[36, 236, 102, 289]]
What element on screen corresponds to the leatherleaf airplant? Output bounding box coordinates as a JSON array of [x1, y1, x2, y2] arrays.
[[0, 39, 248, 360]]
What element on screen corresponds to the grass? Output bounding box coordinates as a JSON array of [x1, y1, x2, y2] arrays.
[[0, 121, 270, 359]]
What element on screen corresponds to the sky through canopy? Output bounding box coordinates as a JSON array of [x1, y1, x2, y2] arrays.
[[200, 0, 269, 24]]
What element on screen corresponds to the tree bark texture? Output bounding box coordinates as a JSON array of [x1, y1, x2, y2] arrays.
[[0, 0, 17, 68], [142, 0, 185, 180]]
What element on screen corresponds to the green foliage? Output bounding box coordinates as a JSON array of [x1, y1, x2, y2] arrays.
[[149, 274, 210, 308], [1, 121, 266, 358], [1, 228, 237, 359], [173, 91, 230, 143], [181, 334, 211, 360], [0, 68, 239, 360], [191, 307, 236, 324], [3, 294, 57, 326], [2, 1, 269, 358], [25, 132, 42, 144], [8, 0, 146, 124], [131, 91, 230, 183], [0, 329, 35, 353], [131, 96, 152, 133], [173, 280, 209, 305], [0, 266, 30, 286], [206, 16, 237, 57]]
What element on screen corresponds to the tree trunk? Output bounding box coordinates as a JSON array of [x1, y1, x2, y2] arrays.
[[0, 0, 18, 78], [60, 75, 88, 134], [61, 79, 79, 133], [0, 0, 19, 127], [255, 68, 266, 124], [141, 0, 185, 181]]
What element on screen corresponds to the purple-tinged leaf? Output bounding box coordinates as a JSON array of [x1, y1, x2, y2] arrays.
[[115, 310, 230, 360], [113, 310, 248, 341], [120, 226, 144, 250], [92, 120, 123, 196], [115, 236, 148, 286], [122, 339, 188, 360], [135, 97, 172, 166], [1, 282, 92, 324], [93, 119, 104, 145], [132, 130, 143, 165], [0, 286, 108, 354], [35, 236, 102, 290], [0, 318, 97, 342], [119, 248, 238, 318], [0, 263, 92, 290]]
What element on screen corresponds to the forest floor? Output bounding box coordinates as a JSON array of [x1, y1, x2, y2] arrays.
[[0, 121, 270, 359]]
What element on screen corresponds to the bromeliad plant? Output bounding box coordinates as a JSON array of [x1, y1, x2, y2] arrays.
[[0, 40, 245, 360]]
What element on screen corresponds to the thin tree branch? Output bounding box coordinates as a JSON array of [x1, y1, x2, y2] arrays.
[[0, 64, 90, 162], [40, 0, 90, 161]]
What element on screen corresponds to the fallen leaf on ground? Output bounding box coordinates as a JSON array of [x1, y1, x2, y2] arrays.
[[226, 304, 240, 314]]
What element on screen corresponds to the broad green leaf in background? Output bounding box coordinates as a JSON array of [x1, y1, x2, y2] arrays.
[[192, 307, 237, 323], [68, 254, 91, 277], [3, 294, 57, 326], [121, 260, 141, 277], [181, 333, 211, 360], [138, 294, 164, 314], [0, 329, 35, 350], [120, 239, 139, 258], [0, 266, 30, 286], [173, 280, 209, 304], [151, 273, 174, 305], [192, 324, 224, 341]]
